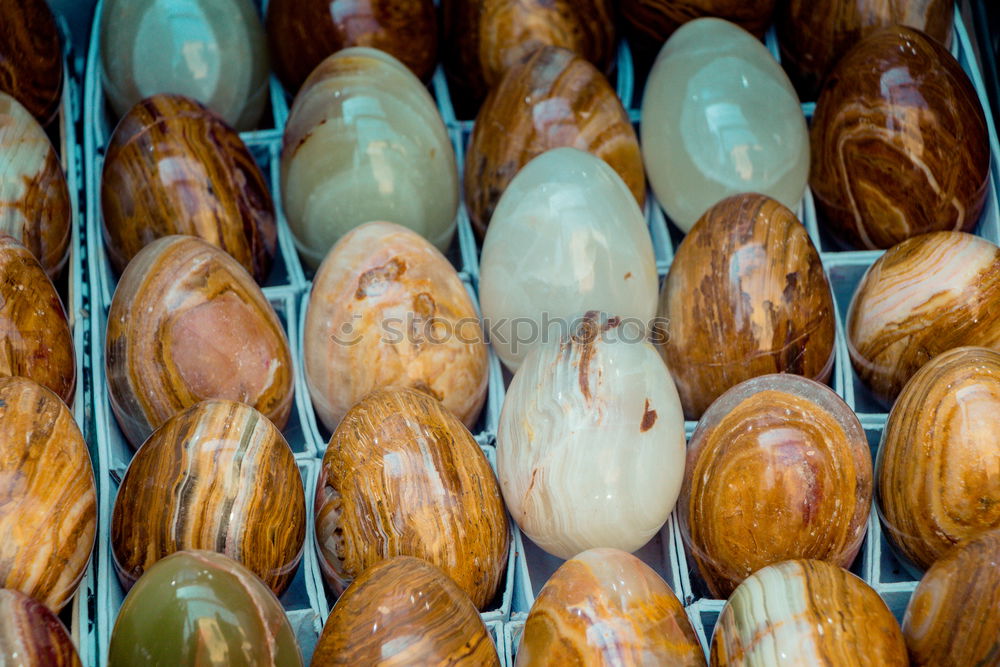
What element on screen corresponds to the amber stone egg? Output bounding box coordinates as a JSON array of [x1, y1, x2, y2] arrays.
[[846, 231, 1000, 405], [442, 0, 615, 105], [0, 235, 74, 403], [516, 549, 705, 666], [0, 377, 96, 613], [266, 0, 437, 92], [101, 94, 276, 282], [902, 529, 1000, 667], [0, 589, 81, 666], [106, 235, 294, 449], [464, 46, 644, 238], [312, 556, 500, 666], [0, 93, 71, 278], [657, 194, 835, 419], [315, 387, 510, 609], [876, 347, 1000, 571], [0, 0, 62, 125], [111, 400, 305, 595], [620, 0, 775, 56], [304, 221, 488, 433], [810, 27, 989, 250]]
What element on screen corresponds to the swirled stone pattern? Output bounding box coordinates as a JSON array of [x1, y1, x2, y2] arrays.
[[0, 377, 95, 613], [0, 0, 62, 125], [312, 557, 500, 666], [111, 400, 305, 595], [106, 235, 294, 449], [810, 26, 988, 250], [711, 560, 908, 666], [877, 346, 1000, 571], [498, 312, 686, 559], [658, 194, 835, 419], [680, 375, 872, 598], [304, 221, 488, 433], [108, 550, 303, 667], [516, 548, 705, 666], [101, 93, 276, 282], [315, 387, 510, 609], [0, 589, 81, 666], [846, 231, 1000, 405], [464, 46, 644, 238], [621, 0, 775, 57]]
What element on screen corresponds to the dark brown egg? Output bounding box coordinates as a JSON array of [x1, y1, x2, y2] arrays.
[[0, 589, 81, 666], [621, 0, 775, 58], [0, 0, 62, 125]]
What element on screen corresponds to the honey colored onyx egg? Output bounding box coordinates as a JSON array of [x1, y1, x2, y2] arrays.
[[266, 0, 437, 92], [641, 18, 808, 233], [902, 529, 1000, 667], [304, 222, 487, 433], [621, 0, 775, 56], [312, 557, 500, 666], [315, 388, 510, 609], [0, 236, 74, 403], [464, 46, 643, 238], [0, 589, 81, 667], [111, 401, 305, 595], [0, 0, 62, 125], [810, 27, 988, 250], [0, 93, 71, 277], [282, 48, 457, 269], [846, 231, 1000, 405], [658, 194, 835, 419], [516, 549, 705, 666], [442, 0, 615, 105], [106, 236, 294, 449], [876, 347, 1000, 571], [777, 0, 953, 100], [498, 312, 686, 559], [101, 94, 276, 282], [680, 375, 872, 599], [0, 377, 96, 613], [711, 560, 908, 666], [480, 148, 657, 371], [99, 0, 269, 131], [108, 550, 303, 667]]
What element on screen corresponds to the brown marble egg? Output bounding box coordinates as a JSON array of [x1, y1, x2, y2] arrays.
[[111, 400, 305, 595], [0, 235, 74, 403], [106, 235, 294, 449], [517, 548, 705, 666], [101, 94, 276, 283], [0, 377, 96, 613], [657, 193, 835, 419], [902, 529, 1000, 667], [847, 231, 1000, 405], [876, 347, 1000, 571], [266, 0, 437, 92], [810, 26, 989, 250], [0, 0, 62, 126], [304, 221, 487, 432], [315, 387, 510, 609], [777, 0, 953, 100], [0, 589, 81, 666], [464, 46, 644, 238], [621, 0, 775, 57], [312, 556, 500, 666], [442, 0, 615, 105], [680, 374, 872, 598]]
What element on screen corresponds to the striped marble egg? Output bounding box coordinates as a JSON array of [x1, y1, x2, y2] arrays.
[[0, 92, 70, 277], [312, 557, 500, 666], [620, 0, 775, 55], [847, 231, 1000, 405], [0, 589, 80, 666], [101, 93, 276, 282], [0, 0, 63, 125], [315, 387, 510, 610], [516, 549, 705, 666], [304, 221, 488, 433], [0, 377, 96, 613], [711, 560, 908, 666], [106, 235, 294, 449], [877, 347, 1000, 571], [111, 400, 305, 594]]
